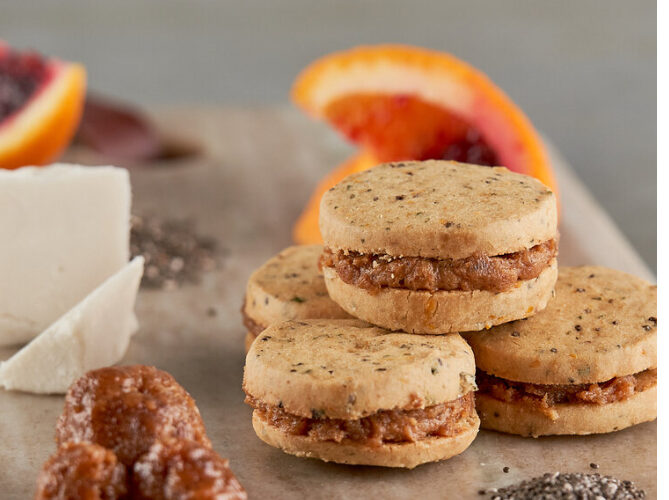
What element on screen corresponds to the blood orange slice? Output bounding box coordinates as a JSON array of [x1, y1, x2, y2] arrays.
[[293, 151, 377, 244], [292, 45, 557, 243], [0, 42, 86, 169]]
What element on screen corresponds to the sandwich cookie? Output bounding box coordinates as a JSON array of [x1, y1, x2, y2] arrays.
[[319, 160, 558, 334], [464, 266, 657, 437], [242, 245, 352, 351], [243, 319, 479, 468]]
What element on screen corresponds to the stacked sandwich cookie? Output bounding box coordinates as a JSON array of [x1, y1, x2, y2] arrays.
[[464, 266, 657, 437], [243, 320, 479, 468], [318, 160, 558, 333], [243, 159, 655, 469], [243, 160, 560, 467], [242, 245, 352, 351]]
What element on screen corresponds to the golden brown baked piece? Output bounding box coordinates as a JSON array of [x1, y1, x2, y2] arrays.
[[463, 266, 657, 436], [319, 160, 558, 333], [242, 245, 352, 351], [56, 365, 211, 466], [244, 319, 479, 468], [131, 439, 246, 500], [34, 441, 127, 500]]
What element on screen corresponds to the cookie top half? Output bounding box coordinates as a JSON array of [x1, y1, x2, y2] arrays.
[[319, 160, 557, 259], [464, 266, 657, 384], [244, 245, 351, 327], [243, 319, 476, 419]]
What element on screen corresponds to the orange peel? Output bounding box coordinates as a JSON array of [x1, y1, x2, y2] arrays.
[[0, 42, 86, 169]]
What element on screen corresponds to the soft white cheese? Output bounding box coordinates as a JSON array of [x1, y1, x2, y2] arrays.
[[0, 164, 130, 345], [0, 256, 144, 394]]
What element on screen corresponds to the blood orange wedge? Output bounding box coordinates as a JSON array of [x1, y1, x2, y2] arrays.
[[292, 45, 557, 244], [0, 42, 86, 169], [293, 151, 377, 243]]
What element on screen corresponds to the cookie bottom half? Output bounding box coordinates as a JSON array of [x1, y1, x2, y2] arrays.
[[322, 260, 557, 334], [476, 386, 656, 437], [252, 411, 480, 468]]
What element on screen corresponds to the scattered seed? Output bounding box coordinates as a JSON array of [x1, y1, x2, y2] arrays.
[[131, 214, 220, 290], [481, 472, 645, 499]]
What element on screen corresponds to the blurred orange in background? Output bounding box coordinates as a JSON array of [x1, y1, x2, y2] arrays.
[[0, 41, 86, 169], [292, 44, 558, 244]]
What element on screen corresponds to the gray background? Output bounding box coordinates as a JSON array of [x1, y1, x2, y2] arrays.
[[2, 0, 656, 270]]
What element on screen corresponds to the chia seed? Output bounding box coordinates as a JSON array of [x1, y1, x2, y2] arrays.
[[130, 214, 220, 290], [482, 472, 645, 499]]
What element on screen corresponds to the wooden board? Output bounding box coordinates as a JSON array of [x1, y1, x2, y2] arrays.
[[0, 107, 655, 499]]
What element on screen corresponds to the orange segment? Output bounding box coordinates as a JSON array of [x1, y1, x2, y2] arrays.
[[294, 151, 377, 244], [325, 94, 486, 163], [0, 42, 86, 169], [292, 45, 558, 243]]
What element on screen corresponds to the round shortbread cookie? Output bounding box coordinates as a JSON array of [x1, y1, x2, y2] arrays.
[[464, 266, 657, 384], [243, 319, 476, 419], [476, 387, 656, 437], [323, 261, 557, 334], [319, 160, 557, 259], [243, 245, 352, 328], [252, 411, 479, 468]]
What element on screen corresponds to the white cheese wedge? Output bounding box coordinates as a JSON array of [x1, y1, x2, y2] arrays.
[[0, 256, 144, 394], [0, 164, 130, 346]]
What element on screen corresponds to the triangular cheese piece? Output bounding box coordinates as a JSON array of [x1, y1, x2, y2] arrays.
[[0, 257, 144, 394]]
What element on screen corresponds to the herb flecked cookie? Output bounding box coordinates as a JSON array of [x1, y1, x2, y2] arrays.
[[463, 266, 657, 437], [319, 160, 558, 334], [242, 245, 352, 351], [243, 319, 479, 468]]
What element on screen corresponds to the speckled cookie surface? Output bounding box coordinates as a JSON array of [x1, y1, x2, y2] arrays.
[[244, 245, 351, 327], [243, 319, 476, 419], [319, 160, 557, 259], [464, 266, 657, 384]]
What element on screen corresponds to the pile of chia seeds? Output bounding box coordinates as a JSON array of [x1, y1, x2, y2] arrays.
[[130, 214, 219, 290], [483, 472, 645, 499]]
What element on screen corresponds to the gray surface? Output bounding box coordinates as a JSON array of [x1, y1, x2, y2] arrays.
[[1, 0, 656, 270], [0, 108, 655, 499]]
